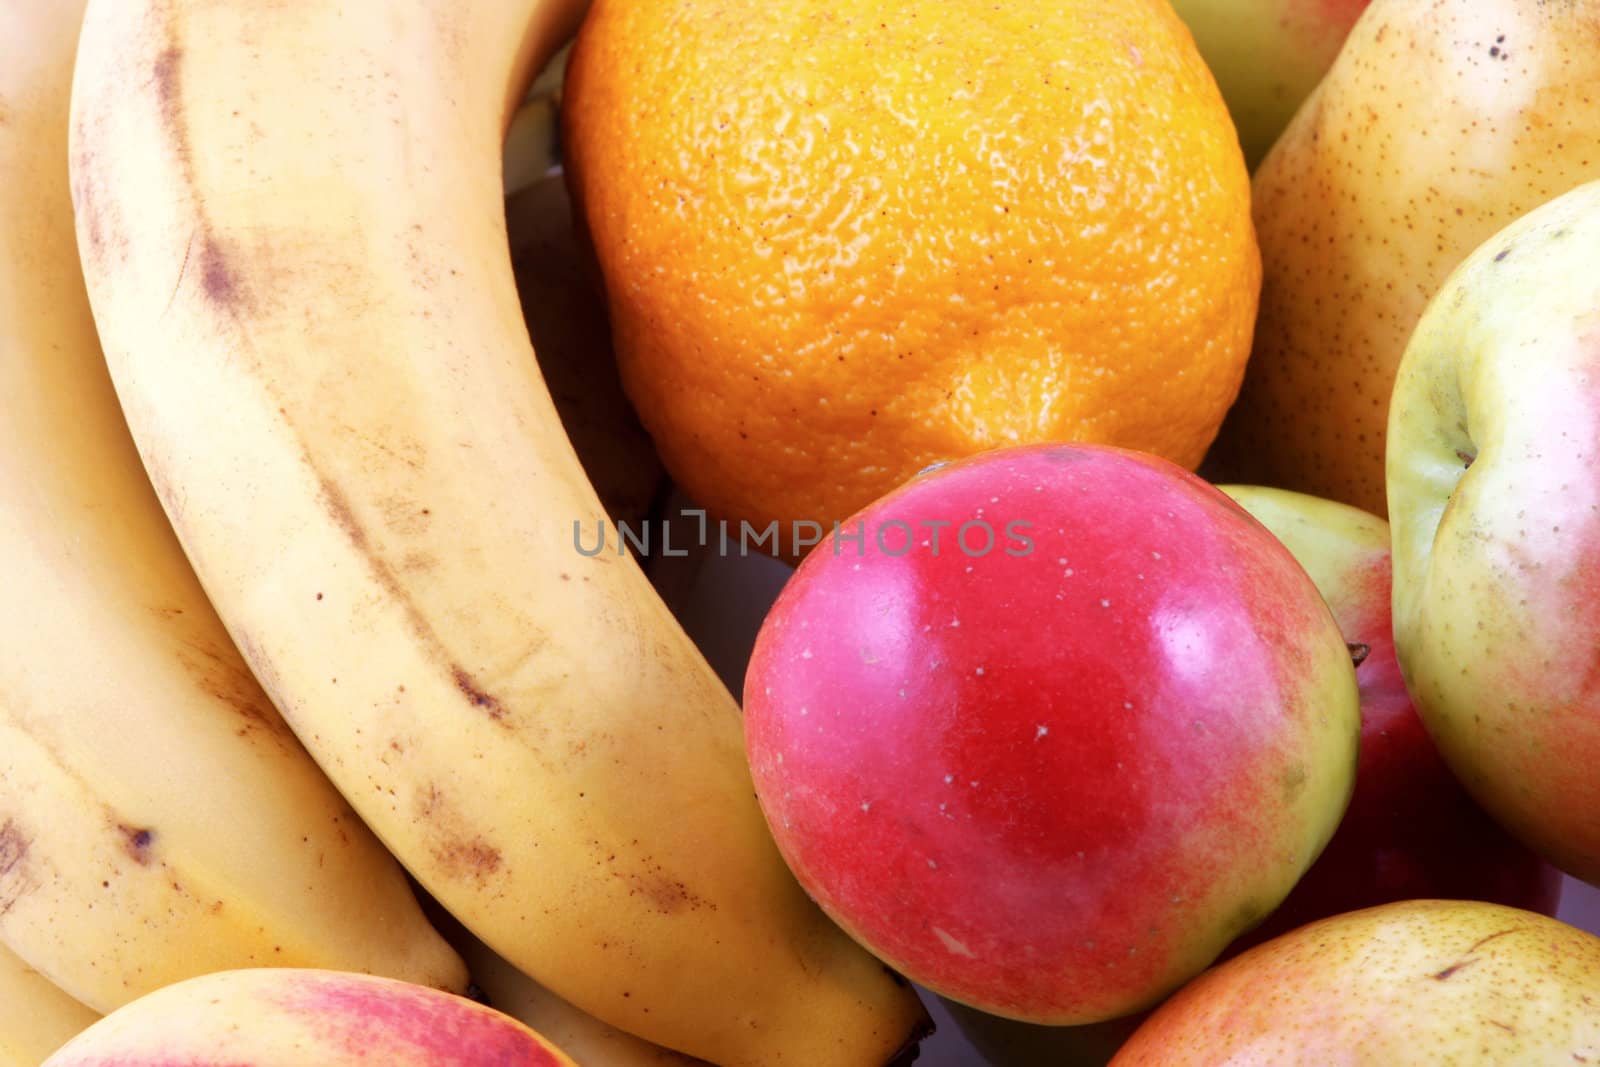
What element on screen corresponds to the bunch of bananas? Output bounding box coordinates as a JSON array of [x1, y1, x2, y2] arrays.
[[1, 0, 927, 1063]]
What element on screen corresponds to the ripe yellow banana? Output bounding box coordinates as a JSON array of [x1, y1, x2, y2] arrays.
[[0, 0, 466, 1013], [455, 929, 708, 1067], [0, 943, 97, 1067], [68, 1, 928, 1064]]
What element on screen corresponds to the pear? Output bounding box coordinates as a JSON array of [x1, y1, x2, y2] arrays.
[[1208, 0, 1600, 515], [1168, 0, 1370, 169], [1112, 900, 1600, 1064]]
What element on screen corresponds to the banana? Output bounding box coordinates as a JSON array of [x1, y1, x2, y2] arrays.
[[68, 1, 929, 1065], [453, 928, 708, 1067], [0, 943, 98, 1067], [0, 0, 466, 1013]]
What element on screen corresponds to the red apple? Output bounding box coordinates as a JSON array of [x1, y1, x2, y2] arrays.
[[743, 443, 1361, 1024], [934, 486, 1564, 1067], [1219, 487, 1562, 954]]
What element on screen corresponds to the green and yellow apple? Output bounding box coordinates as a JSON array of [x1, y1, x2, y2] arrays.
[[1388, 180, 1600, 883], [1220, 487, 1561, 947], [1209, 0, 1600, 516], [1167, 0, 1370, 169], [1112, 900, 1600, 1064]]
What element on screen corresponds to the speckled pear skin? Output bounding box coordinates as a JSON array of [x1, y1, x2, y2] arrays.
[[1208, 0, 1600, 515], [1111, 900, 1600, 1065]]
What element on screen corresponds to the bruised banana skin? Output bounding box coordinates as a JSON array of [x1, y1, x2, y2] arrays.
[[68, 1, 929, 1064], [0, 0, 465, 1014], [0, 943, 98, 1067]]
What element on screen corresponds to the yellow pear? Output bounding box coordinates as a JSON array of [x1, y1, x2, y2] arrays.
[[1208, 0, 1600, 515], [1112, 900, 1600, 1064]]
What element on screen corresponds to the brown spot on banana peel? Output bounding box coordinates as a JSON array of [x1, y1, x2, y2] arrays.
[[151, 44, 181, 132], [118, 825, 156, 865], [452, 668, 507, 721], [434, 838, 504, 882], [231, 627, 288, 712], [0, 819, 29, 879], [199, 233, 242, 308], [378, 495, 436, 537], [0, 819, 34, 917], [142, 23, 249, 314], [615, 870, 712, 916], [317, 472, 511, 724], [398, 550, 439, 575], [415, 783, 504, 885], [71, 103, 138, 271], [148, 29, 199, 189], [70, 144, 107, 261], [174, 640, 300, 748]]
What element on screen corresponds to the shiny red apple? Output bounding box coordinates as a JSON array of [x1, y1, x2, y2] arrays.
[[743, 443, 1361, 1024], [935, 485, 1563, 1067]]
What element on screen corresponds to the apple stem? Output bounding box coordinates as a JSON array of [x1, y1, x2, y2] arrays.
[[1347, 642, 1371, 668]]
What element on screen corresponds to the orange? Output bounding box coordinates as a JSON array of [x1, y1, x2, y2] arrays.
[[561, 0, 1260, 536]]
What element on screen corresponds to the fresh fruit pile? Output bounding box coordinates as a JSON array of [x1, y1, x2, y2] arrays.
[[2, 0, 1597, 1065]]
